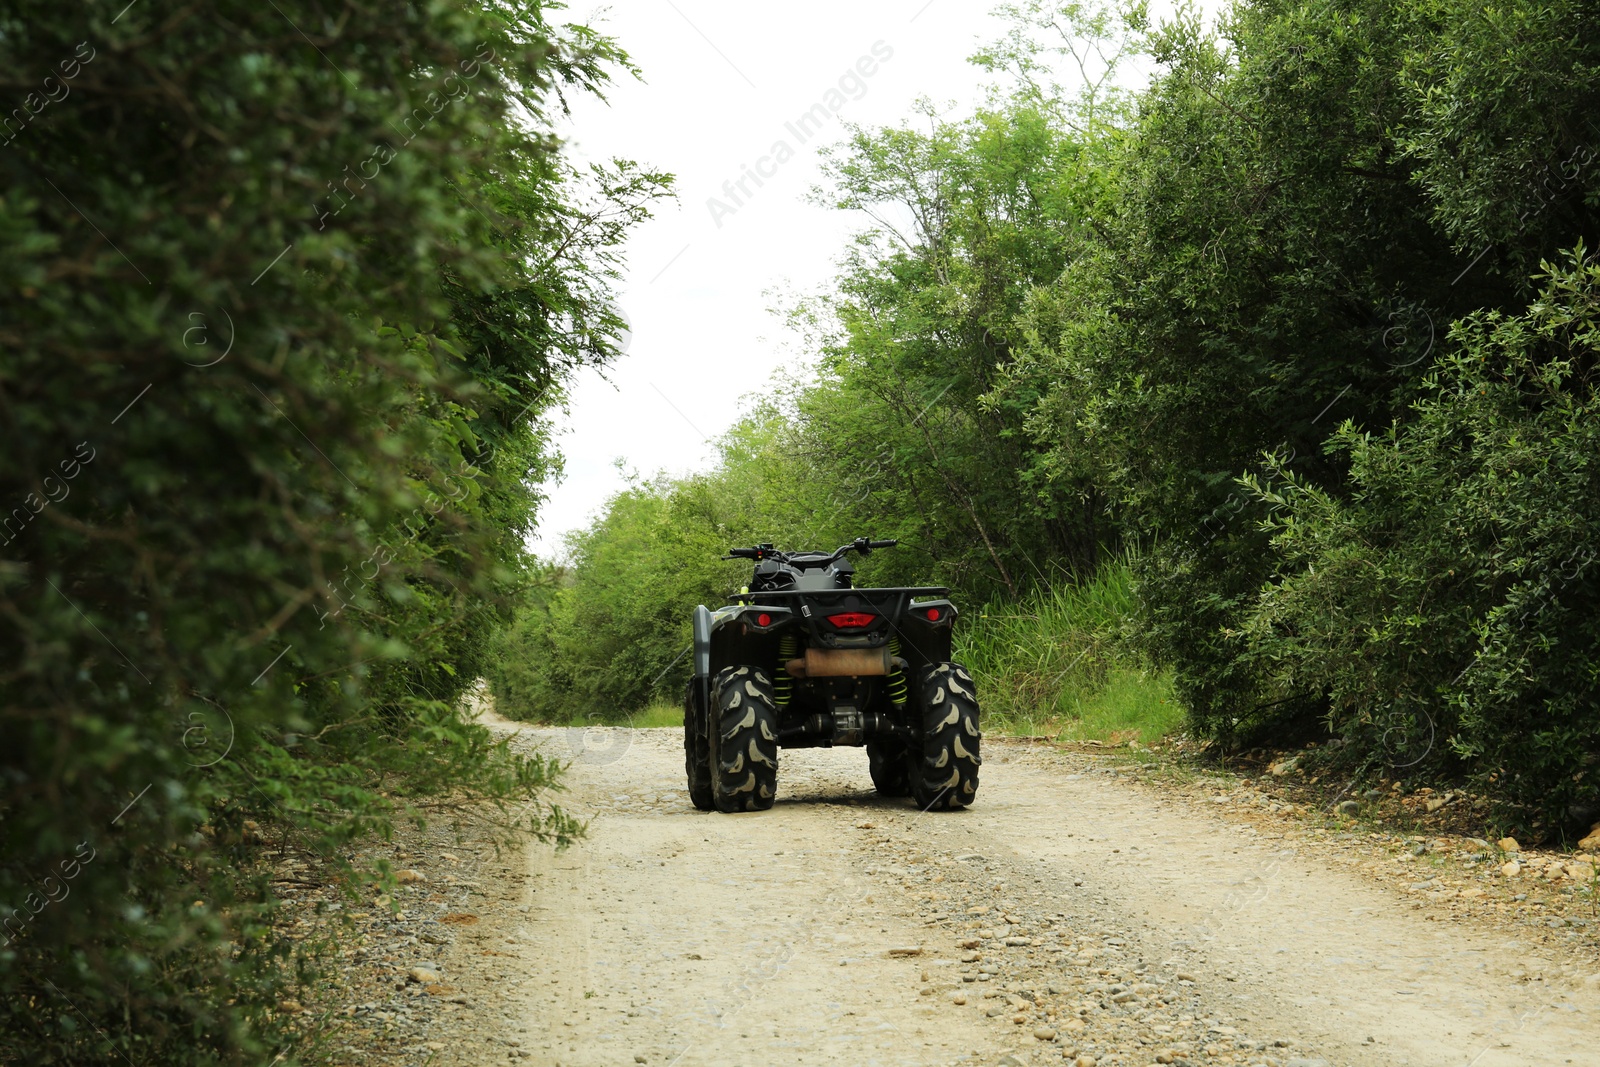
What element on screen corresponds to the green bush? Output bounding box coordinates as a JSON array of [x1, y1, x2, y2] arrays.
[[0, 2, 662, 1061], [1243, 251, 1600, 833]]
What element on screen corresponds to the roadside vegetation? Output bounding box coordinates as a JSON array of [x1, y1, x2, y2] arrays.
[[10, 0, 1600, 1060], [494, 0, 1600, 847], [958, 564, 1181, 744], [1, 3, 664, 1064]]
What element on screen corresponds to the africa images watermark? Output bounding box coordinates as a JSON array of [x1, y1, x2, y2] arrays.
[[311, 437, 504, 631], [1, 441, 96, 547], [705, 40, 895, 229], [1, 842, 97, 949], [1, 40, 95, 146], [313, 43, 499, 231]]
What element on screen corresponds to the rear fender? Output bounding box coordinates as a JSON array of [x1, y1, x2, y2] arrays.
[[692, 604, 713, 714], [896, 598, 957, 668], [706, 604, 797, 675]]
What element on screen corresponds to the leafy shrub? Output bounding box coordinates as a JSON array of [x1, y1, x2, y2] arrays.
[[1244, 251, 1600, 834], [0, 1, 658, 1061]]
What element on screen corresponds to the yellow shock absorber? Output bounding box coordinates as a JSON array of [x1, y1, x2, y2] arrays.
[[887, 635, 908, 707], [774, 634, 799, 706]]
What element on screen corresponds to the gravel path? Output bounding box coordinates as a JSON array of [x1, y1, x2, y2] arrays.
[[363, 723, 1599, 1067]]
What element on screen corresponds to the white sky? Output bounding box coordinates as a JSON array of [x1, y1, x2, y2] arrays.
[[530, 0, 1204, 557]]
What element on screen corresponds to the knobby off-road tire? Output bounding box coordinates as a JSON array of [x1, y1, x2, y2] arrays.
[[710, 666, 780, 812], [911, 662, 981, 810], [867, 741, 912, 797], [683, 678, 714, 811]]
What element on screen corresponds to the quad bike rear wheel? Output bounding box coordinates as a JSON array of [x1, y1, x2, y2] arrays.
[[867, 741, 912, 797], [710, 666, 780, 812], [683, 678, 714, 811], [911, 662, 981, 810]]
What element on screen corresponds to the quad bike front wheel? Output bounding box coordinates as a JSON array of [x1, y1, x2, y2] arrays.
[[710, 666, 780, 812], [683, 678, 714, 811], [911, 662, 981, 810]]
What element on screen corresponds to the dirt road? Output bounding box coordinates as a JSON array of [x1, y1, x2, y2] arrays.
[[462, 724, 1598, 1067]]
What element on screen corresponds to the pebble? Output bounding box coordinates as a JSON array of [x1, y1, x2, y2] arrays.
[[1033, 1026, 1057, 1040], [1497, 836, 1522, 853], [1502, 861, 1522, 877], [409, 966, 442, 984], [952, 992, 967, 1005]]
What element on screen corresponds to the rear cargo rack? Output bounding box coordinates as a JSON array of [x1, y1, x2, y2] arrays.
[[728, 586, 949, 602]]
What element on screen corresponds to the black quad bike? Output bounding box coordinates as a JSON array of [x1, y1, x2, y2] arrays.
[[682, 537, 981, 813]]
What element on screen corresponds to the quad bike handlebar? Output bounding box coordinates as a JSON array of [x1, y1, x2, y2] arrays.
[[722, 537, 898, 563]]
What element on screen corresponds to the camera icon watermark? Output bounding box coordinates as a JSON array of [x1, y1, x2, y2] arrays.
[[562, 721, 633, 767], [181, 702, 235, 769], [180, 308, 235, 368]]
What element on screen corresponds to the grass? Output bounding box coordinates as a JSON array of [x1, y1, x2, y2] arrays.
[[525, 702, 682, 728], [630, 701, 682, 728], [956, 561, 1182, 745]]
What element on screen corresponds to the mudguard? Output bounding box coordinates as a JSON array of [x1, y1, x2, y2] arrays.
[[693, 603, 714, 714]]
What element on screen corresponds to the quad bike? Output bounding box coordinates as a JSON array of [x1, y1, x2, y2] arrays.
[[682, 537, 981, 813]]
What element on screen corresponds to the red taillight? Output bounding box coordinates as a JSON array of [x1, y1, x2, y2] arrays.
[[756, 613, 772, 627], [925, 607, 942, 622], [826, 612, 877, 628]]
